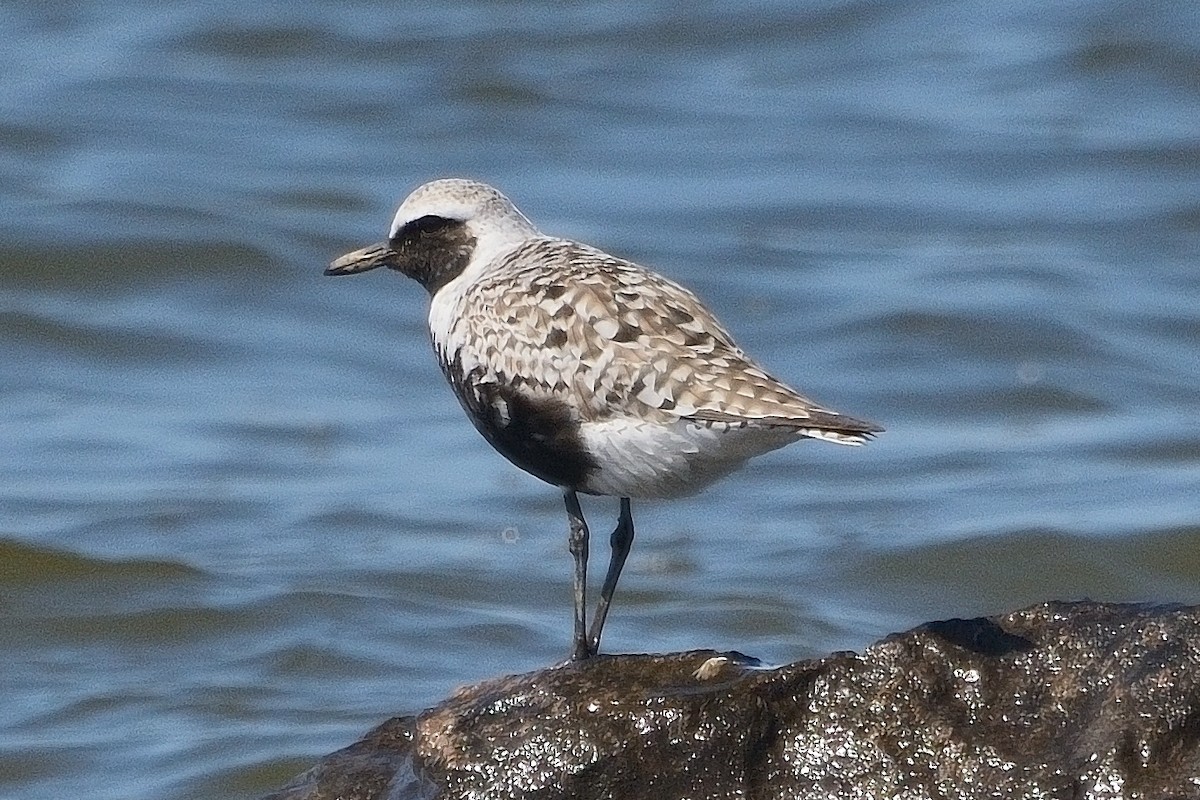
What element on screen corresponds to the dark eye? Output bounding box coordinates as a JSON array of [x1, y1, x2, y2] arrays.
[[406, 215, 457, 235]]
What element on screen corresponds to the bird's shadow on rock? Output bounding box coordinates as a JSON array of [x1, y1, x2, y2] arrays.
[[918, 616, 1035, 656]]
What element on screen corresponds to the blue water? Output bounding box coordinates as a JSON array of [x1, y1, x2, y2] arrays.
[[2, 2, 1199, 797]]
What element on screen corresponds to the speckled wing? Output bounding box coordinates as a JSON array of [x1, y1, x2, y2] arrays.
[[445, 238, 880, 442]]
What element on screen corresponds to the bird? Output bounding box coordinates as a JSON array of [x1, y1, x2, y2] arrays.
[[327, 178, 881, 660]]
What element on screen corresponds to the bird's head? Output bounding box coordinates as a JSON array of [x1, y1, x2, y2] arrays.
[[326, 178, 539, 294]]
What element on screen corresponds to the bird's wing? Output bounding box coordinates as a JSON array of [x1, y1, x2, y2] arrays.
[[456, 238, 880, 440]]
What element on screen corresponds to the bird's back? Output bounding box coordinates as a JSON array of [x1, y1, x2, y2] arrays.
[[429, 237, 879, 497]]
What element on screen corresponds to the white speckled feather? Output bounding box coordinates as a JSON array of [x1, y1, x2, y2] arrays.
[[430, 236, 877, 497]]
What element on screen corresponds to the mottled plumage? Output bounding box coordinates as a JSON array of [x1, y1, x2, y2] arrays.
[[328, 178, 881, 659]]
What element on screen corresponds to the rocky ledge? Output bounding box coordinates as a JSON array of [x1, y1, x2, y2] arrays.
[[263, 601, 1200, 799]]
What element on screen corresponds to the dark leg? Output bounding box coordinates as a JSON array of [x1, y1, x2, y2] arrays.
[[563, 490, 591, 660], [587, 497, 634, 656]]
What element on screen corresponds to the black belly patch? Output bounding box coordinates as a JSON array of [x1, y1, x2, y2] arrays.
[[441, 351, 596, 489]]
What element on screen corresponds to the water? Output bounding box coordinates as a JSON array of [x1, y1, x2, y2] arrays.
[[2, 1, 1199, 797]]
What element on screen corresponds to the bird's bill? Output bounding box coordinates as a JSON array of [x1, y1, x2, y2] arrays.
[[325, 242, 399, 276]]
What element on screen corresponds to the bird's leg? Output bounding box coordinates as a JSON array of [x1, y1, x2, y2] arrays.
[[587, 497, 634, 656], [563, 490, 591, 660]]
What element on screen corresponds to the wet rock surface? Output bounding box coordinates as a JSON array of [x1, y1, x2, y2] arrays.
[[263, 602, 1200, 799]]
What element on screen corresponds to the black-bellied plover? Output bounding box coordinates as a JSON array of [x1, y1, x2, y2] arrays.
[[327, 179, 881, 660]]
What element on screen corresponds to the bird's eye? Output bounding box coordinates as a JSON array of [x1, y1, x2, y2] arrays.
[[390, 214, 459, 247], [406, 215, 457, 235]]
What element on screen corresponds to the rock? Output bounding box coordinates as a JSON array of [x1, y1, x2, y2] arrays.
[[262, 601, 1200, 800]]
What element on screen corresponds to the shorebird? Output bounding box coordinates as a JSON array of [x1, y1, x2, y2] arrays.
[[327, 179, 881, 660]]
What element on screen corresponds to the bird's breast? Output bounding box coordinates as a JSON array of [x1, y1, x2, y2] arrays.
[[436, 345, 597, 490]]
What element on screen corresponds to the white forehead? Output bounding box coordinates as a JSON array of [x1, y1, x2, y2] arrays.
[[388, 178, 538, 238]]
